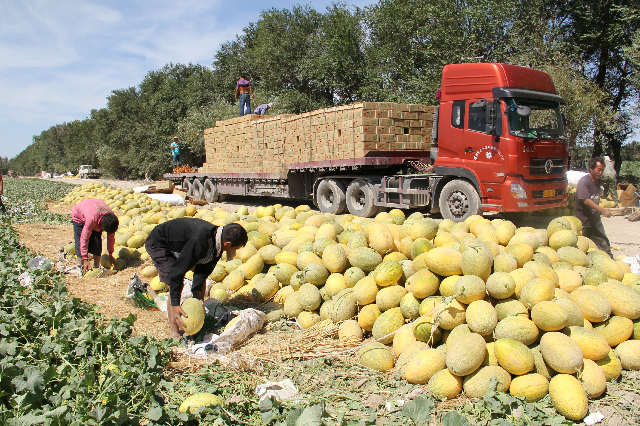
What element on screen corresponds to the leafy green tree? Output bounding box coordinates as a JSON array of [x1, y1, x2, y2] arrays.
[[560, 0, 640, 174]]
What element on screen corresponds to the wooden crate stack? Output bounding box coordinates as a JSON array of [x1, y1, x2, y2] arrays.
[[202, 102, 435, 176]]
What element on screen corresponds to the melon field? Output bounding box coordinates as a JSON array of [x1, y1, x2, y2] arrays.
[[1, 178, 639, 425]]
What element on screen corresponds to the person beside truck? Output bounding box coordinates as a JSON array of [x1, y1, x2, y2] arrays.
[[145, 219, 248, 338], [575, 157, 613, 257], [71, 198, 119, 274]]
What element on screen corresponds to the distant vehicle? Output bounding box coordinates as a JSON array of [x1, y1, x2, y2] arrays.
[[78, 165, 102, 179]]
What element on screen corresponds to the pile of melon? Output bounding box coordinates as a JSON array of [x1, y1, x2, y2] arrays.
[[61, 186, 640, 420], [206, 207, 638, 421], [62, 183, 198, 277]]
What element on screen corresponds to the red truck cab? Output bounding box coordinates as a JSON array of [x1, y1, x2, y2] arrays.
[[433, 63, 568, 219]]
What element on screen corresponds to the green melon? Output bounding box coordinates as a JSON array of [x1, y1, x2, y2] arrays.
[[595, 281, 640, 320], [453, 275, 486, 304], [297, 283, 322, 311], [371, 307, 405, 344], [410, 238, 434, 260], [463, 366, 511, 398], [348, 247, 382, 273], [494, 316, 539, 345], [373, 260, 403, 287], [539, 332, 583, 374], [376, 285, 407, 311], [330, 289, 357, 322], [359, 342, 394, 372], [461, 244, 492, 281], [321, 244, 347, 273], [531, 301, 568, 331], [557, 246, 588, 267], [303, 262, 330, 286], [445, 332, 486, 376], [494, 338, 535, 375]]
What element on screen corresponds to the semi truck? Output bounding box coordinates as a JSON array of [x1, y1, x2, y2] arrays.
[[164, 63, 569, 222]]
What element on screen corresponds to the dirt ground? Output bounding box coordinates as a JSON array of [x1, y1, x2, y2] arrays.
[[14, 222, 169, 340]]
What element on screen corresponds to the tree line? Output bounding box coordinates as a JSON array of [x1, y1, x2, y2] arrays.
[[8, 0, 640, 180]]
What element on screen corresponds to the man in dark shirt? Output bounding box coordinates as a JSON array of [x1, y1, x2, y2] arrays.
[[145, 219, 248, 337], [575, 157, 612, 257], [235, 75, 254, 117]]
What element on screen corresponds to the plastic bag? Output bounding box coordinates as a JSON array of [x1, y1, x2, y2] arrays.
[[622, 254, 640, 275], [202, 308, 266, 355], [567, 170, 588, 186], [603, 156, 616, 180], [28, 256, 52, 271]]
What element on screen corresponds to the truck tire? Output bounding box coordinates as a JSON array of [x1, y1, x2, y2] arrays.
[[317, 179, 347, 214], [183, 179, 193, 195], [192, 179, 205, 200], [346, 179, 379, 218], [438, 179, 481, 222], [204, 179, 219, 203]]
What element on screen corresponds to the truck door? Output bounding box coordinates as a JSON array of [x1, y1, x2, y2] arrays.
[[463, 99, 507, 189]]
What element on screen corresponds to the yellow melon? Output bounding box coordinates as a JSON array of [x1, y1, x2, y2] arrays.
[[549, 374, 588, 421]]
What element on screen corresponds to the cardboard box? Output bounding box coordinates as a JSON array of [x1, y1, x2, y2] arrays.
[[155, 180, 174, 192]]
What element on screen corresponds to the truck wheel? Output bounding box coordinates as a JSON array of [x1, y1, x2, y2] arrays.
[[317, 179, 347, 214], [192, 179, 205, 200], [204, 179, 219, 203], [438, 180, 480, 222], [183, 178, 192, 195], [346, 179, 379, 218]]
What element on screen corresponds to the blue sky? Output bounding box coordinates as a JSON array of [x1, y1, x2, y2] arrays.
[[0, 0, 373, 159]]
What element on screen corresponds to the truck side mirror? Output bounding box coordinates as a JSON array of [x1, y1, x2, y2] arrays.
[[486, 100, 499, 136]]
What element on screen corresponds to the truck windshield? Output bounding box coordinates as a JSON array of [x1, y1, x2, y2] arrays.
[[506, 99, 565, 140]]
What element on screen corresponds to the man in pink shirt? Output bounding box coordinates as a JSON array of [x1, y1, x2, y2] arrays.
[[71, 198, 119, 273]]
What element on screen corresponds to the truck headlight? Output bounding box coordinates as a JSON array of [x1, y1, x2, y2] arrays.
[[510, 183, 528, 199]]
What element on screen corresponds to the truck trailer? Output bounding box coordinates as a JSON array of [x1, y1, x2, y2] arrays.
[[164, 63, 569, 222]]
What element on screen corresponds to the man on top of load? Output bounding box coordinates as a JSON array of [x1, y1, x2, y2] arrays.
[[145, 219, 248, 338], [235, 75, 253, 117], [72, 198, 119, 273], [575, 157, 613, 257], [170, 137, 182, 169], [253, 103, 272, 115]]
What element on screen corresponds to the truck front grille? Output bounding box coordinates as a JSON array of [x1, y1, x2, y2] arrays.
[[528, 157, 565, 176]]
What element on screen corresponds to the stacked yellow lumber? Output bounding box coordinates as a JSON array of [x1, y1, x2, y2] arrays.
[[201, 102, 435, 177]]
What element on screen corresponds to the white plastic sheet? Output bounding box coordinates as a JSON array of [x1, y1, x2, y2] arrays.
[[622, 254, 640, 275], [146, 193, 185, 206], [567, 170, 588, 186]]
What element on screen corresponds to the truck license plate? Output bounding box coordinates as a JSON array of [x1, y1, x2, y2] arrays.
[[543, 189, 556, 198]]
